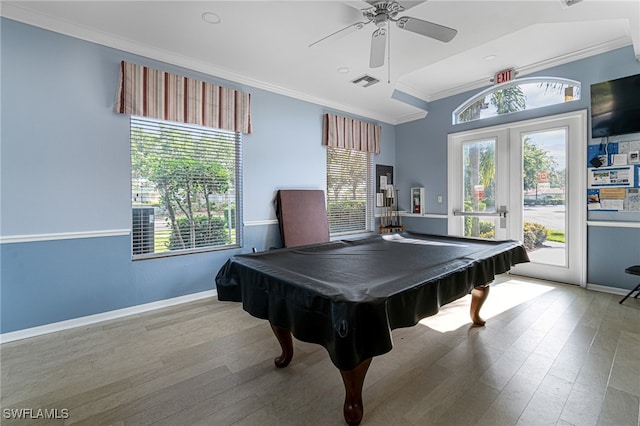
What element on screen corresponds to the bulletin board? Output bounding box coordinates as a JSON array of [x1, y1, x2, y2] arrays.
[[587, 140, 640, 212]]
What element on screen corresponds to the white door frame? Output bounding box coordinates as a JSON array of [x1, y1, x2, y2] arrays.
[[447, 128, 509, 240], [447, 110, 587, 286]]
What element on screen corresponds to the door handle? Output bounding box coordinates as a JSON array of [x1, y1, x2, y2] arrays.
[[498, 205, 507, 228], [453, 206, 508, 228], [453, 206, 508, 217]]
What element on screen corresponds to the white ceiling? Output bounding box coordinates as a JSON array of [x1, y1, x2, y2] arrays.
[[2, 0, 639, 124]]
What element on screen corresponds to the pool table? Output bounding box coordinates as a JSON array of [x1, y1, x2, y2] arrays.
[[215, 232, 529, 425]]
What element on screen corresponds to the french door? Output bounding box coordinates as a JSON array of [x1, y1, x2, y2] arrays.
[[448, 111, 587, 285]]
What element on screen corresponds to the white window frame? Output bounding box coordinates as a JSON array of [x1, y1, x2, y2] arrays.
[[453, 77, 581, 125], [326, 147, 375, 236], [130, 116, 242, 259]]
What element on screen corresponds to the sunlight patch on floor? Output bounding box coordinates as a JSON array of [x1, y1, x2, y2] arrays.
[[418, 278, 556, 333]]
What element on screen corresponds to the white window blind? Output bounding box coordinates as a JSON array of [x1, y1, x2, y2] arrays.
[[130, 116, 242, 258], [326, 147, 374, 235]]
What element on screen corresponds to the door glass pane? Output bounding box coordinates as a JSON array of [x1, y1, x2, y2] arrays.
[[463, 139, 496, 238], [522, 129, 567, 266]]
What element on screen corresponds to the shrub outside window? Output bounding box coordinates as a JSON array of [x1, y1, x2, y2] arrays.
[[130, 117, 242, 259], [326, 147, 374, 235]]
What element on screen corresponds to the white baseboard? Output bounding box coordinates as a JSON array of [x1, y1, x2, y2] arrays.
[[1, 283, 631, 344], [0, 290, 217, 344], [585, 283, 630, 296]]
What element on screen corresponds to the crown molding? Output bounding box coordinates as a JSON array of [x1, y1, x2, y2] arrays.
[[393, 110, 428, 125], [394, 81, 432, 105], [0, 3, 412, 125], [6, 3, 626, 126], [425, 37, 633, 102]]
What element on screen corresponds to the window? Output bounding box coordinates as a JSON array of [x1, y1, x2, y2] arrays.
[[453, 77, 581, 124], [131, 116, 242, 259], [326, 147, 374, 235], [462, 138, 496, 239]]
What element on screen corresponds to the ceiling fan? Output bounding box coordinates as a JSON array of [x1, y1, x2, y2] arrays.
[[309, 0, 458, 69]]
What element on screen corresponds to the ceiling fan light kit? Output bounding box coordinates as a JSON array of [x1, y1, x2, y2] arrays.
[[561, 0, 584, 8], [309, 0, 458, 69]]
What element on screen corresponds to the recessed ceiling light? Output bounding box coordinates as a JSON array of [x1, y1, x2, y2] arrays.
[[202, 12, 221, 24], [337, 67, 350, 74], [484, 55, 497, 61]]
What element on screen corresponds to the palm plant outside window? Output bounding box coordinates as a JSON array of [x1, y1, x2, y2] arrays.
[[459, 78, 569, 241], [454, 77, 581, 124]]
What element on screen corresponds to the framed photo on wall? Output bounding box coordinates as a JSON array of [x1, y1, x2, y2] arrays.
[[376, 164, 394, 206]]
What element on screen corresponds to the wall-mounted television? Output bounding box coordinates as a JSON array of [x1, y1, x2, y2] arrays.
[[591, 73, 640, 138]]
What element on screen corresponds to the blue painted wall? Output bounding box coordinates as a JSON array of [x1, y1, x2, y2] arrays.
[[3, 16, 639, 334], [0, 18, 395, 333], [395, 46, 640, 291], [588, 226, 640, 290]]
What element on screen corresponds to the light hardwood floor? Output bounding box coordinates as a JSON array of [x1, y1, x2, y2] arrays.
[[1, 275, 639, 426]]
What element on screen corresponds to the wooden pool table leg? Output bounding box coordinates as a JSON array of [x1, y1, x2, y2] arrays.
[[470, 284, 490, 326], [339, 357, 372, 426], [270, 325, 293, 368]]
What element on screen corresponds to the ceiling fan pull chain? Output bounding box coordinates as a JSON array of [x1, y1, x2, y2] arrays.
[[388, 25, 391, 84]]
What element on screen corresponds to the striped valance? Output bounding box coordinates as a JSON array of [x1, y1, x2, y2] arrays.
[[323, 113, 380, 154], [115, 61, 252, 134]]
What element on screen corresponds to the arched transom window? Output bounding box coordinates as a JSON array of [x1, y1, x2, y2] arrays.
[[453, 77, 581, 124]]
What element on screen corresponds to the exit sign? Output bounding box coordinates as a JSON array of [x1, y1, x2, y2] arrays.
[[494, 68, 514, 84]]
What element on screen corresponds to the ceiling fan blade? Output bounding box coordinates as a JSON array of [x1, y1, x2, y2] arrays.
[[369, 27, 387, 68], [393, 1, 426, 11], [395, 16, 457, 42], [309, 21, 368, 48]]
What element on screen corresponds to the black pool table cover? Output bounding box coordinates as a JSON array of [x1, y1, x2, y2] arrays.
[[215, 232, 529, 370]]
